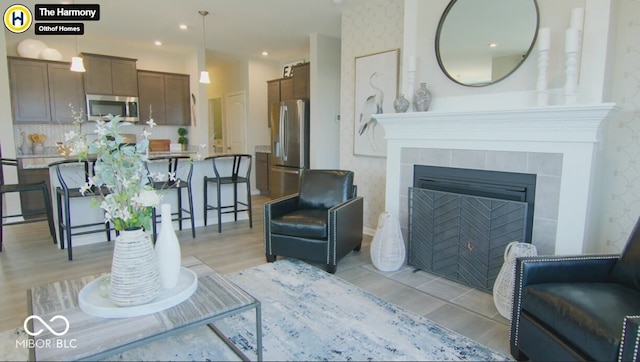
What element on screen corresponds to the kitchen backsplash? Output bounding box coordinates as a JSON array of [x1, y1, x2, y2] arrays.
[[13, 123, 190, 155]]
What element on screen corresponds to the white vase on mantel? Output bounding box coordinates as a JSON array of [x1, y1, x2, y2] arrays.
[[155, 203, 181, 290]]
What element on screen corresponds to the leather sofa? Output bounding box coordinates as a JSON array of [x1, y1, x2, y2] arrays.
[[264, 169, 363, 273], [510, 218, 640, 361]]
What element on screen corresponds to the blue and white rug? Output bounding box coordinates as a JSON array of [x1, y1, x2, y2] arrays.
[[1, 259, 510, 361]]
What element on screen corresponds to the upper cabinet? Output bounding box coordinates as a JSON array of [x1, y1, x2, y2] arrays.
[[291, 62, 310, 99], [8, 57, 85, 123], [83, 53, 138, 96], [137, 70, 190, 126], [266, 62, 309, 127], [267, 62, 309, 103]]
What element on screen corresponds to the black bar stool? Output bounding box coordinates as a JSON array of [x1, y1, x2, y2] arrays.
[[50, 159, 113, 260], [145, 156, 195, 241], [1, 150, 56, 252], [203, 154, 252, 233]]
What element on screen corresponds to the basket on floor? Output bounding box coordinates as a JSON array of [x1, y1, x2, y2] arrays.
[[493, 241, 537, 319]]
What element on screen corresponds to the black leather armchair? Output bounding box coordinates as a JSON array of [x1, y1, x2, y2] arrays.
[[264, 169, 363, 273], [510, 218, 640, 361]]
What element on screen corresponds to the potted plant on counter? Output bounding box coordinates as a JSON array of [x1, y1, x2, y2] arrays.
[[178, 127, 188, 151]]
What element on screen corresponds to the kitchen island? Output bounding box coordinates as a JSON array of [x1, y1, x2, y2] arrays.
[[17, 151, 252, 249]]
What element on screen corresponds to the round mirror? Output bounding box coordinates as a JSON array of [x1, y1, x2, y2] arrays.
[[435, 0, 539, 87]]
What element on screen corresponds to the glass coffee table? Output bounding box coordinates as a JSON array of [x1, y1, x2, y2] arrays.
[[26, 257, 262, 361]]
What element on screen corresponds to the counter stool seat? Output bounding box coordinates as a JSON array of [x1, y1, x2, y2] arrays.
[[1, 153, 56, 252], [50, 159, 113, 260], [203, 154, 253, 233], [146, 156, 195, 241]]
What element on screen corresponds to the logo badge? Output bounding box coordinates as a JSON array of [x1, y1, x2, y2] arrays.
[[4, 4, 32, 33], [24, 315, 70, 337]]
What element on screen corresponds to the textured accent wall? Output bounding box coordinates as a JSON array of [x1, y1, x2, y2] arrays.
[[597, 0, 640, 253], [340, 0, 404, 232]]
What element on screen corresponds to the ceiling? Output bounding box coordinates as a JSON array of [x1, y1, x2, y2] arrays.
[[5, 0, 350, 62]]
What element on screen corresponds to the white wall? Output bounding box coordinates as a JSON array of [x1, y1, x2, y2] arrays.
[[310, 34, 341, 169], [0, 31, 21, 218], [592, 0, 640, 253], [340, 0, 404, 233]]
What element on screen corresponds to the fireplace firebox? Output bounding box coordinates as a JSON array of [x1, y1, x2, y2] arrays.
[[413, 165, 536, 244]]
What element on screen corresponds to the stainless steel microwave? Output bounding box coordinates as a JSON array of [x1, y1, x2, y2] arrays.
[[86, 94, 139, 122]]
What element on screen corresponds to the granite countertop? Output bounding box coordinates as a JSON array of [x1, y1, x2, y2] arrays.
[[255, 145, 271, 153]]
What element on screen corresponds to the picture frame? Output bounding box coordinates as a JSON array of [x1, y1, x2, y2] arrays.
[[353, 49, 399, 157]]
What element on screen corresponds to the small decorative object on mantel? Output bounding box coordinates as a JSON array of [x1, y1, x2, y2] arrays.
[[75, 113, 177, 307], [155, 203, 181, 290], [393, 94, 410, 113], [370, 212, 405, 272], [413, 83, 432, 112], [536, 28, 550, 106]]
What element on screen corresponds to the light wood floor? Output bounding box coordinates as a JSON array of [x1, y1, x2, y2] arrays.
[[0, 195, 511, 356]]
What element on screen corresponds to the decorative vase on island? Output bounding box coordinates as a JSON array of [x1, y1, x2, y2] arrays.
[[109, 227, 162, 307], [393, 94, 410, 113], [155, 203, 181, 290], [20, 135, 30, 155], [413, 83, 432, 112], [32, 142, 44, 155]]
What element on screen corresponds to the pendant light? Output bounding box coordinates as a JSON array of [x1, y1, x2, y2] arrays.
[[70, 35, 85, 72], [198, 10, 210, 84]]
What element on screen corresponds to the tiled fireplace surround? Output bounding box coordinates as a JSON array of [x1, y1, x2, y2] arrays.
[[376, 103, 617, 255]]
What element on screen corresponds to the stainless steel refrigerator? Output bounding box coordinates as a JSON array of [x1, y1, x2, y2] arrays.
[[269, 99, 310, 198]]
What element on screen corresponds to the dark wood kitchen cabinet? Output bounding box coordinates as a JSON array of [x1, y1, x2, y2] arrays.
[[8, 57, 85, 123], [137, 70, 190, 125], [255, 152, 270, 195], [291, 62, 310, 99], [82, 53, 138, 96], [266, 63, 309, 126], [47, 62, 86, 123]]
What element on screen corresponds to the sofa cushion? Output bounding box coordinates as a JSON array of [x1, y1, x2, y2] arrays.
[[610, 219, 640, 291], [270, 209, 328, 239], [298, 170, 354, 210], [522, 282, 640, 361]]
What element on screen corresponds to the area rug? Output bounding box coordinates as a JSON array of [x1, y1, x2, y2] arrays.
[[1, 259, 510, 361]]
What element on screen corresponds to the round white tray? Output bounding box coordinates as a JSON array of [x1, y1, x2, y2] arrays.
[[78, 267, 198, 318]]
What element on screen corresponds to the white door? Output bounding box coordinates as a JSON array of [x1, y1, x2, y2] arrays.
[[224, 91, 247, 153]]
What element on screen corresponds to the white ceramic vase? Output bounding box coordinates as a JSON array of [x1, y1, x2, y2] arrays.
[[109, 227, 162, 307], [370, 212, 406, 272], [155, 203, 181, 290]]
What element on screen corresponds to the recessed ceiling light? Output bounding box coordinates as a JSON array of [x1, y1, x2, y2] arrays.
[[179, 24, 188, 30], [262, 51, 269, 56], [489, 42, 498, 48], [154, 40, 162, 46]]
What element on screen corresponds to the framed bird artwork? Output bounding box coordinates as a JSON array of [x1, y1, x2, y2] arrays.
[[353, 49, 399, 157]]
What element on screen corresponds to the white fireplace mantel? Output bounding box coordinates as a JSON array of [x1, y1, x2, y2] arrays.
[[376, 103, 618, 255]]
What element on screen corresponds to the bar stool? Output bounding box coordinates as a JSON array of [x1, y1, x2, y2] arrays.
[[1, 150, 56, 252], [145, 156, 195, 241], [203, 154, 252, 233], [50, 159, 113, 260]]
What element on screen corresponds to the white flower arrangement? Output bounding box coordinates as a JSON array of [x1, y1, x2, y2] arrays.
[[75, 114, 166, 231]]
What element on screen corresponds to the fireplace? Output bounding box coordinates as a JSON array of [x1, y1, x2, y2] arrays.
[[375, 103, 617, 255], [413, 165, 536, 244]]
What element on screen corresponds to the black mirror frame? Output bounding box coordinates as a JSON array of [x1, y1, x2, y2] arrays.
[[434, 0, 540, 87]]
